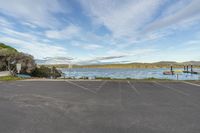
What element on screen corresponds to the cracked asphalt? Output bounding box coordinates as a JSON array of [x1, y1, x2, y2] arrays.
[[0, 80, 200, 133]]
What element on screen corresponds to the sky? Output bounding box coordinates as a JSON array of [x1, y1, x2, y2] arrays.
[[0, 0, 200, 64]]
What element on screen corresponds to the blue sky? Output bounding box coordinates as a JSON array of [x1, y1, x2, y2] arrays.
[[0, 0, 200, 64]]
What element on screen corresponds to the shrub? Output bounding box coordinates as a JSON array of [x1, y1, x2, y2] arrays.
[[0, 43, 36, 74], [31, 66, 61, 78]]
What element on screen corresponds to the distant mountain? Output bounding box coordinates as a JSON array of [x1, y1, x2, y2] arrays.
[[182, 61, 200, 65], [0, 43, 17, 51], [154, 61, 178, 64], [46, 61, 200, 69]]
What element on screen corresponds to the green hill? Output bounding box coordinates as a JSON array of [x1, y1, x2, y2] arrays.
[[47, 61, 200, 69], [0, 43, 17, 52], [0, 43, 37, 74]]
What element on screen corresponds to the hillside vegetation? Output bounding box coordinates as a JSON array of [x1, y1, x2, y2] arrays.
[[0, 43, 36, 74], [0, 43, 17, 51], [46, 61, 200, 69], [0, 43, 62, 78]]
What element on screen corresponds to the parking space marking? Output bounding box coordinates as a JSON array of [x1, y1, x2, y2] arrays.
[[127, 81, 140, 95], [118, 81, 126, 110], [118, 82, 122, 104], [182, 81, 200, 87], [65, 81, 97, 94], [15, 84, 27, 87], [96, 80, 107, 91], [153, 81, 189, 96]]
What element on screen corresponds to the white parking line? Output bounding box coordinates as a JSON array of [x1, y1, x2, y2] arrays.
[[127, 81, 140, 95], [96, 81, 107, 91], [182, 81, 200, 87], [153, 81, 189, 96], [118, 81, 125, 110], [65, 81, 97, 94]]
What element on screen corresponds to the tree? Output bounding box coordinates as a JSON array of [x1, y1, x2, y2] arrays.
[[31, 66, 61, 78], [0, 48, 36, 75], [0, 43, 61, 78]]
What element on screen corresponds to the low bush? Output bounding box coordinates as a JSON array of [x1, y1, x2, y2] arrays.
[[31, 66, 61, 78]]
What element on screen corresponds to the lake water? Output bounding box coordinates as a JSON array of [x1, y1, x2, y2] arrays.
[[61, 68, 200, 80]]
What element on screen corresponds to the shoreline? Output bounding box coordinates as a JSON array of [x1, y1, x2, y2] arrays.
[[15, 78, 200, 82]]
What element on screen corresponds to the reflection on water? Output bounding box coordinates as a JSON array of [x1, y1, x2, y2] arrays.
[[61, 68, 200, 80]]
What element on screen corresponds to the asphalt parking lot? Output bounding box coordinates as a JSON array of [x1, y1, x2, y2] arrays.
[[0, 80, 200, 133]]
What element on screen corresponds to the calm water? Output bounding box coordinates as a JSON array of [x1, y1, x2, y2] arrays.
[[61, 68, 200, 80]]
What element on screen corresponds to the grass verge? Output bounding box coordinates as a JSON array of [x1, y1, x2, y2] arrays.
[[0, 76, 22, 81]]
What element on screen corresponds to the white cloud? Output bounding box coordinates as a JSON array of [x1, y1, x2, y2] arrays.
[[184, 40, 200, 46], [74, 55, 126, 65], [45, 24, 80, 39], [0, 19, 70, 61], [36, 57, 74, 64], [82, 44, 102, 50], [80, 0, 163, 38], [73, 48, 157, 64], [0, 0, 199, 63], [107, 48, 157, 58], [0, 36, 68, 59], [0, 17, 13, 28], [1, 28, 38, 41], [80, 0, 200, 46], [0, 0, 67, 28], [22, 22, 37, 29], [146, 0, 200, 31], [72, 42, 103, 50]]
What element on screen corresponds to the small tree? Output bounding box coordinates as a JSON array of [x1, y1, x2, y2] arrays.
[[0, 49, 36, 75], [31, 66, 61, 78]]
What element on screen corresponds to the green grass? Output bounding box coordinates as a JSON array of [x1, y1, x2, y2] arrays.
[[0, 43, 17, 51], [0, 76, 22, 81], [95, 77, 111, 80]]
